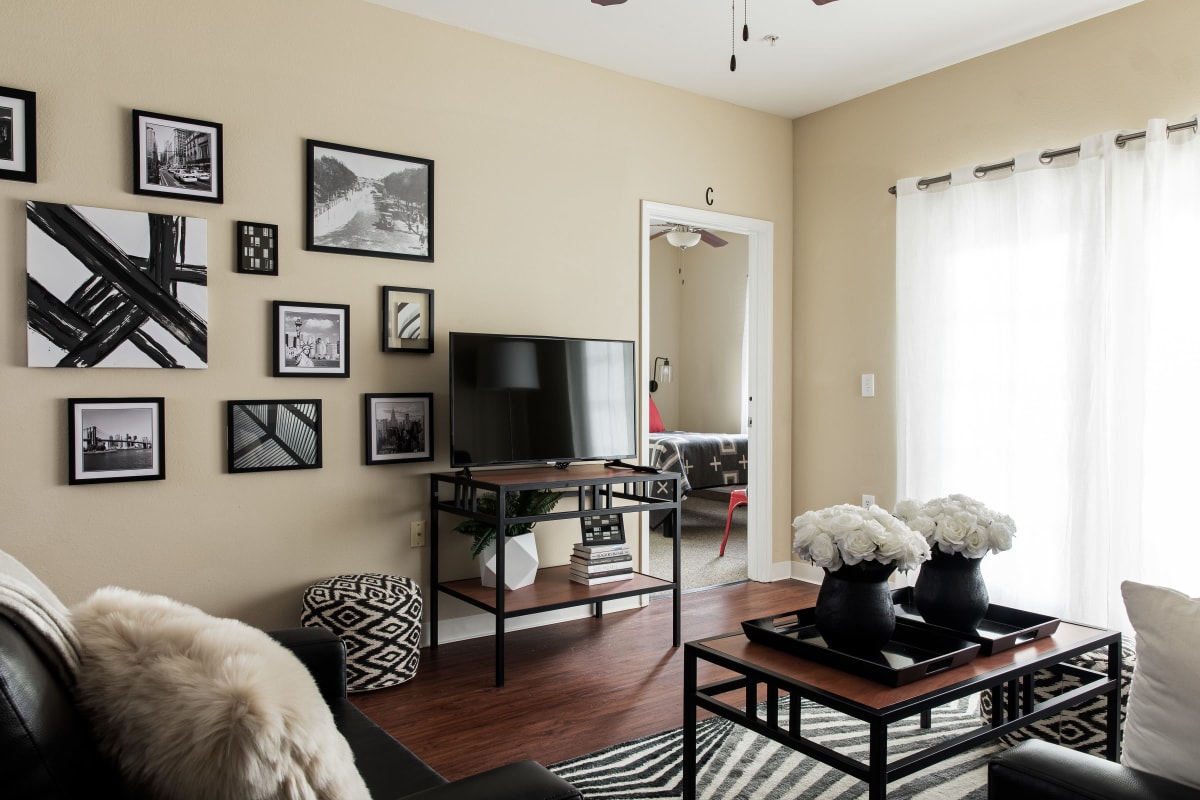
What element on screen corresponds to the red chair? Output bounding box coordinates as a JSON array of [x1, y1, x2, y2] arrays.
[[719, 488, 748, 557]]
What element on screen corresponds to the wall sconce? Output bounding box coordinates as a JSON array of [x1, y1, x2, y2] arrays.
[[650, 356, 672, 393]]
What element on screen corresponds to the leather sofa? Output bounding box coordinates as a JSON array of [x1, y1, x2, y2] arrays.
[[1, 615, 581, 800], [988, 739, 1200, 800]]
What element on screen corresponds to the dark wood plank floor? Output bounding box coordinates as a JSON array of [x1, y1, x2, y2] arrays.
[[350, 579, 819, 781]]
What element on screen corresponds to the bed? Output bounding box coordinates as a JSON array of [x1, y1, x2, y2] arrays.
[[648, 431, 748, 528]]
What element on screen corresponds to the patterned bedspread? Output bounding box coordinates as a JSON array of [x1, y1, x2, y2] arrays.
[[649, 431, 748, 494]]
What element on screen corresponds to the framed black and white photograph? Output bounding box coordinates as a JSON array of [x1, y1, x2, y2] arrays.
[[132, 109, 223, 203], [306, 139, 433, 262], [0, 84, 36, 183], [227, 400, 322, 474], [272, 300, 349, 378], [236, 221, 278, 275], [364, 393, 433, 465], [67, 398, 165, 485], [27, 202, 208, 368], [382, 286, 433, 353]]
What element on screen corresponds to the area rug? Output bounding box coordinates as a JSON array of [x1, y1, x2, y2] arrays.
[[549, 694, 1000, 799]]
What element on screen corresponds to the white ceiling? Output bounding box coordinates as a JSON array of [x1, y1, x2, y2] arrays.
[[365, 0, 1141, 119]]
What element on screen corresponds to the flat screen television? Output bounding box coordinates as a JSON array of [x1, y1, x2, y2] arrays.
[[449, 332, 637, 469]]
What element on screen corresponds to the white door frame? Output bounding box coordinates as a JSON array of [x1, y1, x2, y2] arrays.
[[640, 200, 774, 582]]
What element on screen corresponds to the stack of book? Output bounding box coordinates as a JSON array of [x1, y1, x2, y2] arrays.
[[569, 542, 633, 585]]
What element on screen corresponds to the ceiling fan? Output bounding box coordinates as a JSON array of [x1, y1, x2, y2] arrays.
[[650, 224, 728, 249], [592, 0, 840, 5]]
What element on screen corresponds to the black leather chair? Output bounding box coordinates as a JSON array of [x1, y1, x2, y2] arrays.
[[988, 739, 1200, 800], [0, 616, 581, 800]]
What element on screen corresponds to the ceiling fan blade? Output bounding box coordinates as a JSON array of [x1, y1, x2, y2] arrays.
[[699, 229, 729, 248], [812, 0, 840, 4], [591, 0, 627, 5], [649, 230, 669, 240]]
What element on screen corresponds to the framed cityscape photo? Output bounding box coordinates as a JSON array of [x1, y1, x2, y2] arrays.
[[236, 221, 278, 275], [67, 398, 165, 485], [227, 400, 322, 474], [132, 109, 223, 203], [364, 393, 433, 465], [381, 286, 433, 353], [272, 300, 349, 377], [306, 139, 433, 262], [0, 85, 36, 183]]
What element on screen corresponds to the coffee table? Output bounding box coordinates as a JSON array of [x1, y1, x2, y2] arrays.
[[683, 620, 1122, 800]]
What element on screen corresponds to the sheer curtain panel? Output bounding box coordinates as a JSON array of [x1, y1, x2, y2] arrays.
[[895, 119, 1200, 631]]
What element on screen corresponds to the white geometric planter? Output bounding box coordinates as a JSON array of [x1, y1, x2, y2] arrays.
[[479, 534, 540, 591]]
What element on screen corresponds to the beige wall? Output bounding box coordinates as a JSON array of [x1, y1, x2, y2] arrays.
[[0, 0, 794, 628], [648, 233, 748, 433], [791, 0, 1200, 522]]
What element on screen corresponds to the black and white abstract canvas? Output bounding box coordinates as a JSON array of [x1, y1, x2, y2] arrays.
[[227, 400, 322, 474], [26, 201, 208, 368]]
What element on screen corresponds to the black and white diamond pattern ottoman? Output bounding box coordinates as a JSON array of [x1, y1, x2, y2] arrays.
[[301, 574, 423, 692]]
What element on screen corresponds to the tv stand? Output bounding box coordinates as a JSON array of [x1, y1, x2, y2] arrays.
[[429, 464, 682, 687]]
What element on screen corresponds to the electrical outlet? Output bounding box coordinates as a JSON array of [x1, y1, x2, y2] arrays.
[[862, 494, 875, 509], [410, 520, 426, 548]]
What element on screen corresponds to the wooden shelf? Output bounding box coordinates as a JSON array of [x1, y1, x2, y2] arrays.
[[439, 565, 675, 616]]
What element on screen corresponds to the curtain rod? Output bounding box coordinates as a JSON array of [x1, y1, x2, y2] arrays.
[[886, 118, 1199, 196]]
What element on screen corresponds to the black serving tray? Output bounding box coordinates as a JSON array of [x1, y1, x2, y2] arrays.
[[741, 608, 981, 687], [890, 587, 1061, 656]]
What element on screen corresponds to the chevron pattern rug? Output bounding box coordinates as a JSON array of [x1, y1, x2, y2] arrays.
[[550, 694, 1001, 800]]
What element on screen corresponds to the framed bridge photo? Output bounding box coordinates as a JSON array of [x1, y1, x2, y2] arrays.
[[67, 398, 165, 485]]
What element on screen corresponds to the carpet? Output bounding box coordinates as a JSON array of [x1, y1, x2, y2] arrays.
[[549, 694, 1000, 799], [648, 494, 748, 591]]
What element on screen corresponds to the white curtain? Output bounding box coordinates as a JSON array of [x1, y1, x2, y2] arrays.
[[896, 119, 1200, 631]]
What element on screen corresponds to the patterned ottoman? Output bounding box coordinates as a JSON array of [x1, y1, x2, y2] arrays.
[[980, 642, 1137, 756], [301, 573, 423, 692]]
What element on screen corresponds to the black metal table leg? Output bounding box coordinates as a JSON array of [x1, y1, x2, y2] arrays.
[[683, 646, 698, 800]]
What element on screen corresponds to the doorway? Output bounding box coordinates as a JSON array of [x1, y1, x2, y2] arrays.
[[639, 201, 774, 585]]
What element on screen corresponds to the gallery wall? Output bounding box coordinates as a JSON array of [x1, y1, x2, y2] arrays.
[[0, 0, 795, 628], [790, 0, 1200, 523]]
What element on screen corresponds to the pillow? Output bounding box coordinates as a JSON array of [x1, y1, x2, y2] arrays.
[[1120, 580, 1200, 789], [71, 587, 370, 800], [649, 396, 666, 433]]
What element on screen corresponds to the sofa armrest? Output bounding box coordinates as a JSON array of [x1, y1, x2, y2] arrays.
[[402, 760, 580, 800], [989, 740, 1200, 800], [269, 627, 348, 703]]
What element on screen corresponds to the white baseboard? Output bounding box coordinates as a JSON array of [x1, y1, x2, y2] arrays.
[[423, 595, 646, 647]]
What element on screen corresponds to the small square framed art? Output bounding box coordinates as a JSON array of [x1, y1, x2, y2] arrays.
[[272, 301, 349, 377], [0, 84, 36, 183], [364, 392, 433, 465], [67, 397, 165, 485], [236, 221, 278, 275], [227, 400, 322, 474], [381, 286, 433, 353], [132, 109, 223, 203]]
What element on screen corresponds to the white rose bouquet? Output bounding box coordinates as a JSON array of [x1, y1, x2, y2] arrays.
[[894, 494, 1016, 559], [791, 504, 930, 573]]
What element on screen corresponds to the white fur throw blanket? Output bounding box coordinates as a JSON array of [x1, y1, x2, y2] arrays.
[[0, 548, 81, 686], [72, 587, 371, 800]]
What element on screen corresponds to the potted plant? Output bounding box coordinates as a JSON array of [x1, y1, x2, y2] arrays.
[[454, 489, 565, 590]]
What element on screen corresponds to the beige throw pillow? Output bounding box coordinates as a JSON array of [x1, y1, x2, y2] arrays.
[[72, 587, 371, 800], [1120, 580, 1200, 790]]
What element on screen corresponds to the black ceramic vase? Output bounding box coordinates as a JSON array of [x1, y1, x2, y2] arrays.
[[814, 560, 897, 654], [913, 547, 989, 631]]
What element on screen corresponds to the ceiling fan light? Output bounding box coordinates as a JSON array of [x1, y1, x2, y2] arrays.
[[666, 229, 702, 249]]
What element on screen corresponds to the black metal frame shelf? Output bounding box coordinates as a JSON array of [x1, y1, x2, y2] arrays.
[[430, 464, 682, 686]]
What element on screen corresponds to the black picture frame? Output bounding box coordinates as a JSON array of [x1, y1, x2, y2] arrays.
[[272, 300, 350, 378], [306, 139, 433, 262], [364, 393, 434, 465], [580, 513, 627, 547], [236, 221, 278, 275], [132, 109, 223, 203], [227, 400, 322, 474], [381, 286, 434, 353], [0, 85, 36, 183], [67, 397, 165, 485]]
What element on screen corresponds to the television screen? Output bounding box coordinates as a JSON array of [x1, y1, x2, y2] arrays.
[[449, 332, 637, 468]]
